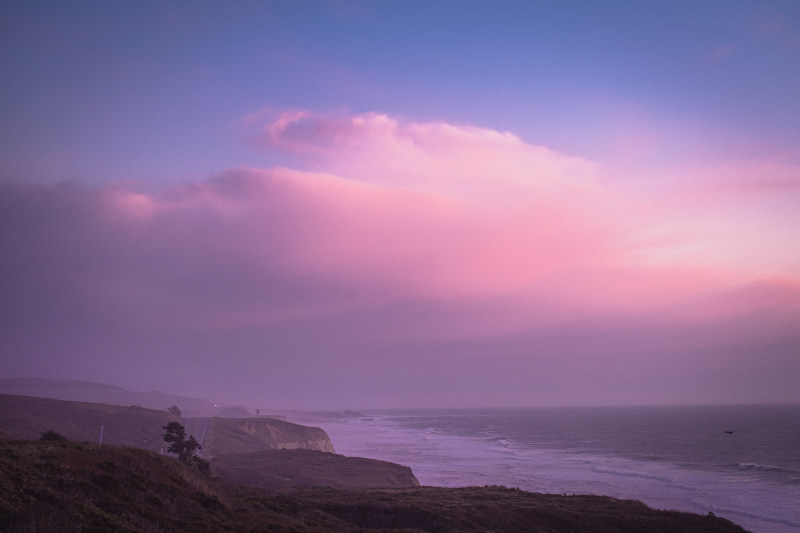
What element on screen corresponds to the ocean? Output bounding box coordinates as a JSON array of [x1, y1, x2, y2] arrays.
[[315, 405, 800, 533]]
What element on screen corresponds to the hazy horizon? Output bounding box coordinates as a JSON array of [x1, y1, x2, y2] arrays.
[[5, 372, 800, 413], [2, 1, 799, 410], [4, 375, 800, 412]]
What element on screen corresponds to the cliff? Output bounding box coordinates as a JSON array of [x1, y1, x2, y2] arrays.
[[211, 448, 420, 489], [205, 416, 335, 455]]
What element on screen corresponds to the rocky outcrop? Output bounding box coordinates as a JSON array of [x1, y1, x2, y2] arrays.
[[210, 448, 420, 489], [205, 416, 335, 456]]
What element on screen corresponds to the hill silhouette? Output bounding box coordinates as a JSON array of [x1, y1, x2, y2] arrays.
[[0, 377, 216, 415], [0, 393, 177, 452]]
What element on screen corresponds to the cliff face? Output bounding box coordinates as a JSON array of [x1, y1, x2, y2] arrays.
[[210, 448, 420, 489], [205, 416, 335, 455]]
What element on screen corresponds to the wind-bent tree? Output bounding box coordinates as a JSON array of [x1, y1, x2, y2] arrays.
[[167, 405, 182, 417], [162, 421, 199, 460], [182, 435, 201, 462], [162, 421, 209, 475], [162, 421, 186, 455]]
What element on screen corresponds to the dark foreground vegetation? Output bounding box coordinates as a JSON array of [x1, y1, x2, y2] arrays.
[[0, 435, 749, 533]]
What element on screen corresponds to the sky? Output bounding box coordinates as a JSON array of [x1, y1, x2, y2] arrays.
[[1, 0, 799, 409]]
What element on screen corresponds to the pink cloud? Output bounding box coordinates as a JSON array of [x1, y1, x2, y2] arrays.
[[78, 112, 800, 329], [245, 111, 798, 288], [2, 110, 798, 406], [626, 156, 800, 280]]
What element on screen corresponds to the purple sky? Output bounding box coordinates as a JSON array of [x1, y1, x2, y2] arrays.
[[1, 1, 799, 409]]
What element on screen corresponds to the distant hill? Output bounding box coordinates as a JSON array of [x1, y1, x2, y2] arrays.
[[0, 377, 217, 415], [0, 393, 177, 452], [0, 436, 749, 532]]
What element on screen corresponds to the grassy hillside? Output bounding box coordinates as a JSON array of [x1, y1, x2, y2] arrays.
[[0, 394, 177, 453], [0, 436, 750, 533], [210, 448, 420, 489], [0, 435, 309, 532]]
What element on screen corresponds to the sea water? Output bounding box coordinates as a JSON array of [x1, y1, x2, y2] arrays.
[[314, 405, 800, 533]]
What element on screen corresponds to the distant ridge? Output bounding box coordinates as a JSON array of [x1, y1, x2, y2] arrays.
[[0, 393, 178, 450], [0, 377, 216, 415]]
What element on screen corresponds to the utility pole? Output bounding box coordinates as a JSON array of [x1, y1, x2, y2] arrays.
[[99, 424, 104, 445]]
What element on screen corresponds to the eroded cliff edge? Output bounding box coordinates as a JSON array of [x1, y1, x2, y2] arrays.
[[203, 417, 420, 488], [205, 416, 335, 455]]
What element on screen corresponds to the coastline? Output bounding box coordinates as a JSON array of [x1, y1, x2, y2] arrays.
[[314, 407, 800, 533]]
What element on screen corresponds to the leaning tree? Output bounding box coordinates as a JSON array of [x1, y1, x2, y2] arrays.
[[162, 422, 201, 461], [162, 421, 209, 475]]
